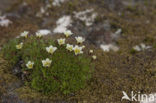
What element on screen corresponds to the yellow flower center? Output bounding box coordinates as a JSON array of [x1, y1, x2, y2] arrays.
[[65, 34, 69, 37], [28, 64, 33, 68], [75, 48, 80, 54], [49, 48, 54, 53], [60, 40, 63, 43], [45, 62, 50, 67]]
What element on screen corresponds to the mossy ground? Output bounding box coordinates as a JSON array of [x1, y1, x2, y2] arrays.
[[0, 0, 156, 103], [1, 44, 156, 102]]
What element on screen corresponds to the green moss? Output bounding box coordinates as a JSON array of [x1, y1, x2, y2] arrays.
[[2, 39, 20, 65], [130, 48, 137, 54], [126, 5, 136, 12]]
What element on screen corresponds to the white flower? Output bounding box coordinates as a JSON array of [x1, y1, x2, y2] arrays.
[[36, 32, 43, 38], [57, 38, 65, 45], [42, 58, 52, 67], [46, 45, 57, 54], [64, 30, 73, 37], [73, 45, 83, 55], [16, 42, 23, 49], [20, 31, 29, 38], [26, 61, 34, 69], [66, 44, 73, 51], [92, 55, 97, 60], [82, 45, 85, 49], [89, 50, 94, 54], [75, 36, 85, 44]]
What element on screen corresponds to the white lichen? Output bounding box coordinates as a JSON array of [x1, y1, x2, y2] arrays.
[[100, 44, 119, 52], [112, 28, 122, 40], [37, 29, 51, 35], [53, 16, 72, 33], [52, 0, 65, 6], [74, 9, 97, 26], [133, 43, 152, 51], [0, 16, 12, 27]]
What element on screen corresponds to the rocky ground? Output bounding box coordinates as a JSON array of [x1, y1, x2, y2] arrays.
[[0, 0, 156, 103]]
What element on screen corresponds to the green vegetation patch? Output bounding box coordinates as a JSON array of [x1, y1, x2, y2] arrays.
[[2, 31, 94, 95]]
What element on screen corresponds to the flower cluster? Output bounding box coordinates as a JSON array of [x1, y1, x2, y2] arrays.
[[63, 31, 85, 55], [25, 58, 52, 69], [17, 31, 53, 69], [20, 31, 45, 38], [16, 30, 96, 69]]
